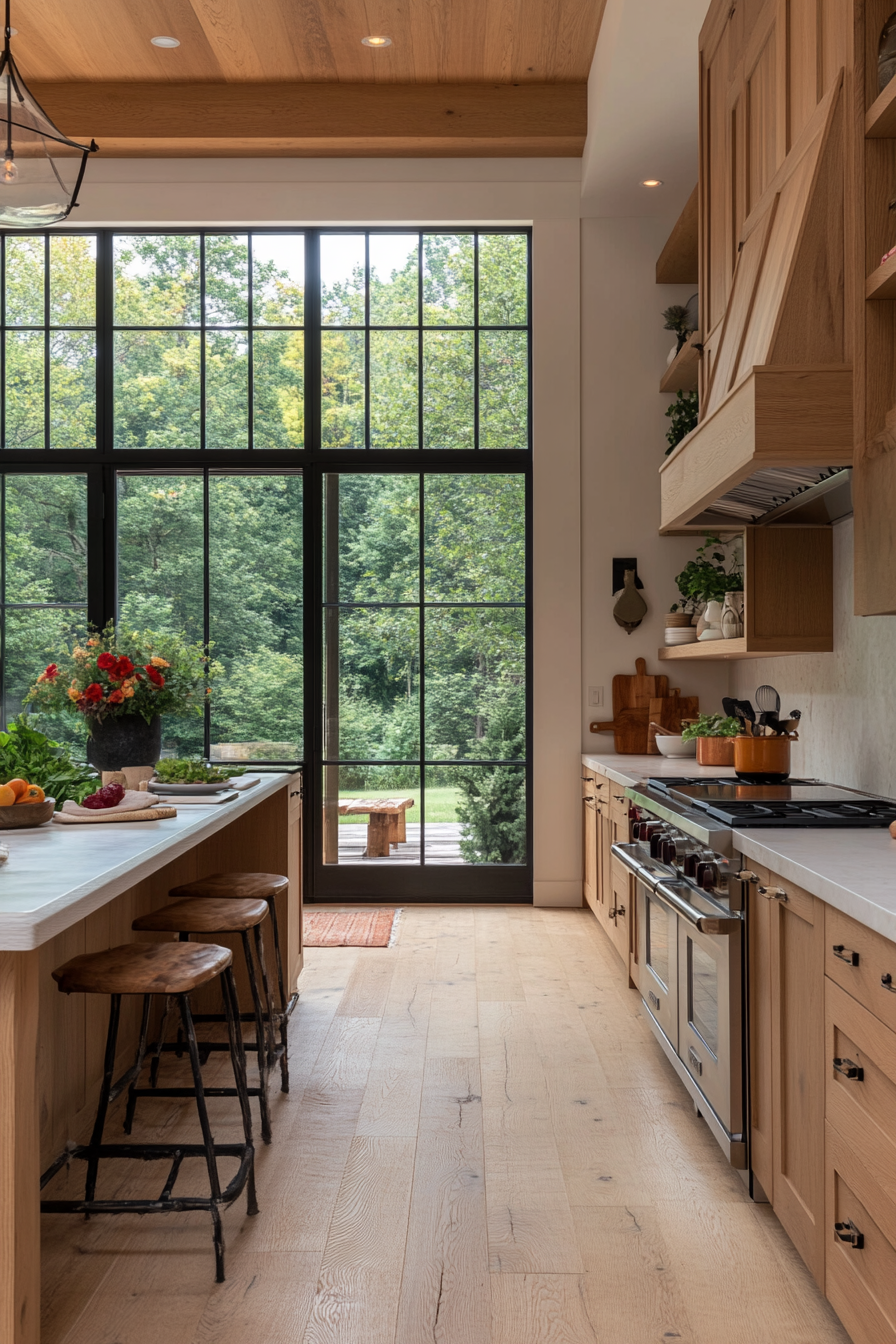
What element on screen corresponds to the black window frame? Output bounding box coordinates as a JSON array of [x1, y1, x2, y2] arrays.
[[0, 226, 533, 902]]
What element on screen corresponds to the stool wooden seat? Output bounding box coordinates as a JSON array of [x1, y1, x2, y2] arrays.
[[134, 896, 268, 935], [53, 941, 230, 996], [130, 897, 278, 1143], [169, 872, 293, 1091], [41, 941, 257, 1283]]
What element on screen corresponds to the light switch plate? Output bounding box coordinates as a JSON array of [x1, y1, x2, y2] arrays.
[[588, 686, 604, 707]]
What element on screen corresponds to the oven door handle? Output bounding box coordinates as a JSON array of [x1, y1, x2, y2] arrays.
[[610, 842, 656, 890], [653, 880, 743, 936]]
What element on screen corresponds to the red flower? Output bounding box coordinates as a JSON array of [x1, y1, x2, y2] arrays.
[[108, 688, 125, 704], [144, 665, 165, 688], [83, 683, 103, 702], [43, 663, 59, 681], [97, 652, 117, 671], [114, 656, 135, 679]]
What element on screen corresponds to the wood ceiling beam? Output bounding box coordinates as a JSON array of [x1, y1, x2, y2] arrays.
[[32, 81, 587, 156]]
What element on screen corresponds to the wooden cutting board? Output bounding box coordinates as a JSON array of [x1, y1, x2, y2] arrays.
[[646, 691, 700, 753], [52, 807, 178, 825], [612, 657, 669, 717], [590, 707, 650, 754]]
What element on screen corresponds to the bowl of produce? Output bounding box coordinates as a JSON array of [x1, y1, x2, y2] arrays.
[[655, 734, 698, 758], [148, 758, 246, 796], [0, 779, 55, 828]]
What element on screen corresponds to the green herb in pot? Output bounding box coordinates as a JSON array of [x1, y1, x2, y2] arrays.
[[681, 713, 741, 742], [153, 758, 246, 785]]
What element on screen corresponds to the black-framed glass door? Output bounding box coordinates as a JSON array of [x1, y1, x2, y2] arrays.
[[0, 224, 532, 902]]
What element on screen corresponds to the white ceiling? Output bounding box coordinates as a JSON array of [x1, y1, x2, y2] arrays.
[[580, 0, 709, 219]]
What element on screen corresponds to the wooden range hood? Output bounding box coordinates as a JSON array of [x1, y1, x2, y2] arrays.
[[660, 75, 853, 533]]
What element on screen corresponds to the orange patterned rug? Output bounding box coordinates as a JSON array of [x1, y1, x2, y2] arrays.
[[303, 908, 400, 948]]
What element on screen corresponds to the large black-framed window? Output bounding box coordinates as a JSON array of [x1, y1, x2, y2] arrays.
[[0, 226, 532, 901]]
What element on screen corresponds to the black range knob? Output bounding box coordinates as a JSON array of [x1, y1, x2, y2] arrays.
[[683, 852, 699, 878], [696, 861, 719, 891], [660, 838, 677, 865]]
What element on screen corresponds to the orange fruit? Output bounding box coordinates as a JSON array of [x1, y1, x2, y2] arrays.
[[0, 784, 16, 807], [17, 784, 45, 805], [5, 778, 27, 800]]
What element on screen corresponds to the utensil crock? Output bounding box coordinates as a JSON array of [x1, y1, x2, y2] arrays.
[[696, 736, 736, 767], [733, 734, 791, 783]]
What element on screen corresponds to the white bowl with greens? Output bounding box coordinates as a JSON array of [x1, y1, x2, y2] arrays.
[[148, 759, 245, 795], [655, 734, 698, 758]]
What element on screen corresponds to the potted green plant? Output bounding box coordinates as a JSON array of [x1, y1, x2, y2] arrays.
[[664, 389, 699, 455], [682, 713, 740, 766], [672, 533, 744, 637], [27, 622, 216, 771]]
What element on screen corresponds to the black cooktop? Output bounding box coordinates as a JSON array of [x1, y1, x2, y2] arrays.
[[645, 778, 896, 828]]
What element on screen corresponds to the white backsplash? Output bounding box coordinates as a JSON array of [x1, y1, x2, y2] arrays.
[[732, 517, 896, 797]]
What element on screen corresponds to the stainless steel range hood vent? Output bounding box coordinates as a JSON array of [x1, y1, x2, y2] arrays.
[[685, 467, 852, 528]]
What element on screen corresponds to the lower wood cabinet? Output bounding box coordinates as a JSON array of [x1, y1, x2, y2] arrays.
[[747, 862, 825, 1286], [581, 767, 633, 974], [582, 769, 598, 916]]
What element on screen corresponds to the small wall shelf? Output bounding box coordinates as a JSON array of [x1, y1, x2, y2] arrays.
[[866, 251, 896, 300], [866, 74, 896, 138], [656, 186, 698, 284], [659, 332, 701, 393]]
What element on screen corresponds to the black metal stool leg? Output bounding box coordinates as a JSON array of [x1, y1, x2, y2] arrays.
[[240, 930, 272, 1145], [251, 924, 278, 1066], [123, 994, 152, 1134], [85, 994, 122, 1204], [221, 966, 259, 1217], [179, 992, 226, 1282], [149, 994, 174, 1088], [265, 898, 290, 1093]]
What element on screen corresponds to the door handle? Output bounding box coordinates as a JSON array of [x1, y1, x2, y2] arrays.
[[881, 973, 896, 993], [737, 870, 759, 884], [757, 885, 788, 901], [832, 1057, 864, 1082], [832, 944, 860, 966], [687, 1046, 703, 1076], [834, 1220, 864, 1250]]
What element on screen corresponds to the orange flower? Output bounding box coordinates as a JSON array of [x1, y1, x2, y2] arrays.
[[150, 656, 170, 668], [73, 646, 88, 660], [108, 689, 125, 704], [86, 638, 99, 647], [67, 687, 80, 702], [122, 685, 135, 699]]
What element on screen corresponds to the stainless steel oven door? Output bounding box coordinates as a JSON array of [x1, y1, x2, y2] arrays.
[[677, 917, 743, 1137], [636, 879, 679, 1050]]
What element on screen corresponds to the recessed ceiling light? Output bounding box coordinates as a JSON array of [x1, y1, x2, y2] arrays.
[[361, 35, 392, 47], [151, 35, 180, 48], [641, 178, 664, 188]]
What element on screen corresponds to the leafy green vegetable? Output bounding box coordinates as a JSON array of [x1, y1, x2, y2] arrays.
[[153, 758, 246, 785], [0, 715, 97, 809], [681, 713, 741, 742]]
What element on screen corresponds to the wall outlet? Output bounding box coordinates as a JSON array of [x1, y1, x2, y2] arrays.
[[588, 686, 605, 707]]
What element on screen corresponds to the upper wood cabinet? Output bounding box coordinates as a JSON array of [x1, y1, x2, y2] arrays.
[[663, 0, 854, 534]]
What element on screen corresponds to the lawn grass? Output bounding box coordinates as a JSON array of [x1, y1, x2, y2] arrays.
[[337, 786, 459, 825]]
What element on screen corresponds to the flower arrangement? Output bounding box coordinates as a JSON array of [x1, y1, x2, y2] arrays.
[[27, 622, 215, 728]]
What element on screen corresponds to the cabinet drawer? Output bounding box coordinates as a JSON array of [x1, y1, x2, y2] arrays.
[[288, 781, 303, 823], [747, 860, 817, 925], [581, 768, 595, 799], [826, 907, 896, 1034], [609, 788, 631, 834], [826, 1120, 896, 1344], [826, 978, 896, 1214]]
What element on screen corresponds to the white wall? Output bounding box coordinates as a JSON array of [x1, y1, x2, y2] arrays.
[[732, 518, 896, 796], [75, 157, 584, 904], [580, 215, 729, 747]]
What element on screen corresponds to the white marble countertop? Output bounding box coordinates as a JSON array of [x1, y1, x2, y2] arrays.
[[0, 772, 296, 951], [583, 751, 896, 944]]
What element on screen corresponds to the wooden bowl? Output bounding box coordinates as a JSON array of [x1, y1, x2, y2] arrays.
[[0, 797, 56, 829]]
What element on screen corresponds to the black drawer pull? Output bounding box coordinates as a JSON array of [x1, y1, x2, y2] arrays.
[[833, 1057, 864, 1082], [882, 973, 896, 993], [834, 1220, 864, 1250], [832, 944, 860, 967]]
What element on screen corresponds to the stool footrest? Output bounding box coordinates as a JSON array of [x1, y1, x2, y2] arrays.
[[41, 1141, 255, 1215], [128, 1085, 268, 1099]]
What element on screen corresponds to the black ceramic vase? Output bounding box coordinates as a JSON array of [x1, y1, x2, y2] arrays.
[[86, 714, 162, 770]]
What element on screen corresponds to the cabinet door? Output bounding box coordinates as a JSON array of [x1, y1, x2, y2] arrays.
[[748, 880, 775, 1200], [608, 858, 632, 971], [583, 799, 598, 916], [598, 810, 615, 933], [769, 871, 826, 1286]]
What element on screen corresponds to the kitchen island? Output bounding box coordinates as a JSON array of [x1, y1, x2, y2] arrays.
[[0, 771, 302, 1344]]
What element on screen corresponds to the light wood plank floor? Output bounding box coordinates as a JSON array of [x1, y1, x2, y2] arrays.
[[42, 905, 852, 1344]]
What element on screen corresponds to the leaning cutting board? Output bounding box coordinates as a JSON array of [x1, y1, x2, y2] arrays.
[[646, 691, 700, 753], [612, 657, 669, 718], [590, 708, 651, 754]]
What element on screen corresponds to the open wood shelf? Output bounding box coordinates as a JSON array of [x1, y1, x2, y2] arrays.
[[656, 185, 698, 284], [866, 250, 896, 299], [658, 637, 827, 661], [659, 332, 701, 392], [866, 74, 896, 138]]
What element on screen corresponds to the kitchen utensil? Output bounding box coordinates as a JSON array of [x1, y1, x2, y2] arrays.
[[722, 697, 739, 719], [590, 707, 650, 754], [611, 657, 669, 718], [755, 684, 781, 716], [735, 700, 756, 735], [650, 721, 677, 736], [0, 796, 55, 829], [52, 806, 178, 825], [148, 778, 236, 795], [786, 710, 801, 723], [655, 735, 698, 758], [776, 718, 800, 736]]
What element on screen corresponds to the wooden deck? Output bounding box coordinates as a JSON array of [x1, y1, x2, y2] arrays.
[[41, 905, 850, 1344], [336, 821, 465, 864]]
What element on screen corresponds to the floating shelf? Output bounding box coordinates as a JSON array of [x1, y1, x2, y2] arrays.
[[659, 332, 701, 393], [657, 638, 817, 661], [866, 251, 896, 300], [656, 185, 698, 284]]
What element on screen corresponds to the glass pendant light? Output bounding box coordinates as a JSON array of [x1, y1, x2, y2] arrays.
[[0, 0, 97, 227]]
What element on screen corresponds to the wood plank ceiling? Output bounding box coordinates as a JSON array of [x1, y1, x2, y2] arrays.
[[15, 0, 603, 156]]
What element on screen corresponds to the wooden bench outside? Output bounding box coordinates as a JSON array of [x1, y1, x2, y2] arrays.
[[338, 797, 415, 857]]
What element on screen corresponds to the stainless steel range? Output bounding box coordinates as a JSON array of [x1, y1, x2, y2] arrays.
[[613, 775, 896, 1177]]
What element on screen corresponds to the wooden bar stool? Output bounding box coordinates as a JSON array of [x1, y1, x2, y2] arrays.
[[40, 941, 257, 1283], [170, 873, 293, 1091], [130, 897, 277, 1143]]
